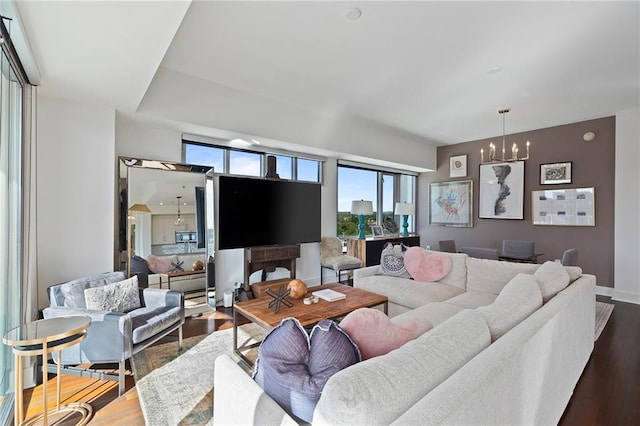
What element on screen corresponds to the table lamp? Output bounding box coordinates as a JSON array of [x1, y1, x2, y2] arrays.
[[351, 200, 373, 239], [395, 202, 415, 236]]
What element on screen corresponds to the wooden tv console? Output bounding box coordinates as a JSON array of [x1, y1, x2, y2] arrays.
[[243, 244, 300, 293]]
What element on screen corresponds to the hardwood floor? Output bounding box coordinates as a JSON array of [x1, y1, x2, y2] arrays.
[[20, 297, 640, 425], [559, 296, 640, 425]]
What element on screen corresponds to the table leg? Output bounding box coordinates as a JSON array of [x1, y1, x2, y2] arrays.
[[233, 308, 238, 357], [42, 341, 48, 426], [56, 351, 62, 410], [15, 353, 23, 425]]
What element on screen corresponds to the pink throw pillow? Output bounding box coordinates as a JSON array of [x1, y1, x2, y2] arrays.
[[146, 254, 173, 274], [339, 308, 433, 359], [404, 247, 452, 282]]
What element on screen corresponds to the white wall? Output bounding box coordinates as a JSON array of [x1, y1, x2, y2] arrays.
[[614, 108, 640, 303], [36, 95, 116, 308]]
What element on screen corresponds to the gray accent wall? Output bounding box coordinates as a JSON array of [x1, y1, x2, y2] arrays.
[[418, 116, 615, 287]]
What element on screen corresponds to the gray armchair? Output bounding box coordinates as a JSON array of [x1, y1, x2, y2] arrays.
[[43, 271, 184, 395]]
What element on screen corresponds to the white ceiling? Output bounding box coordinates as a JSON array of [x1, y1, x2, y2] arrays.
[[13, 1, 640, 155]]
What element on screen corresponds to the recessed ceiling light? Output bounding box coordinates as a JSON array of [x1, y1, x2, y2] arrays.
[[345, 8, 362, 21], [583, 131, 596, 142], [487, 67, 503, 74]]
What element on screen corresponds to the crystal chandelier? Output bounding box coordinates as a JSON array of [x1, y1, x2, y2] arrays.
[[481, 109, 530, 164], [174, 196, 185, 226]]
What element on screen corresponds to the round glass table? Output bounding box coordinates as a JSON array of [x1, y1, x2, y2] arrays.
[[3, 316, 92, 426]]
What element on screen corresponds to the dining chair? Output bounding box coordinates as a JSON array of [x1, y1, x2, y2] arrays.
[[439, 240, 457, 253], [561, 248, 578, 266]]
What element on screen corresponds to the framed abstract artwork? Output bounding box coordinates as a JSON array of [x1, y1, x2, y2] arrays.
[[479, 161, 525, 219], [449, 155, 467, 178], [540, 161, 572, 185], [429, 180, 473, 227]]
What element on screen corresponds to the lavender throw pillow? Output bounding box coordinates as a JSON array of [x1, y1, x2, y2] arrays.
[[253, 318, 361, 423]]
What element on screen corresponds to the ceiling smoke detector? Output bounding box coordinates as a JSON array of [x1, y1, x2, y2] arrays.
[[345, 8, 362, 21]]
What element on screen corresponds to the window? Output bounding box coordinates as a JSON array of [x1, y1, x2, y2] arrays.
[[184, 143, 224, 173], [0, 19, 30, 420], [182, 140, 323, 183], [229, 150, 261, 176], [337, 164, 416, 238], [297, 158, 320, 182], [274, 155, 292, 179]]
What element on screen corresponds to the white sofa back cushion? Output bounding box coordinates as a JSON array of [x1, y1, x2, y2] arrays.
[[466, 257, 539, 295], [476, 273, 543, 341], [436, 252, 468, 290], [534, 261, 571, 303], [313, 309, 491, 425]]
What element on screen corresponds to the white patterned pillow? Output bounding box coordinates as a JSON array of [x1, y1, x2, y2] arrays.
[[84, 276, 141, 313], [377, 243, 412, 279]]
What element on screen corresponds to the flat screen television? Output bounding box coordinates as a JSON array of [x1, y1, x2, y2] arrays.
[[216, 175, 321, 250]]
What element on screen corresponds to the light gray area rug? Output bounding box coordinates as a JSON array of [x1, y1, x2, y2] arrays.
[[132, 324, 264, 426], [595, 301, 614, 341]]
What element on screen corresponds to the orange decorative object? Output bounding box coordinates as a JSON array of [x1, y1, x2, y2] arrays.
[[193, 260, 205, 271], [287, 279, 308, 299]]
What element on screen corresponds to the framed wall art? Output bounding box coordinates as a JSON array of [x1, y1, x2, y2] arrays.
[[532, 187, 595, 226], [429, 180, 473, 227], [479, 161, 525, 219], [540, 161, 572, 185], [371, 225, 384, 237], [449, 154, 467, 178]]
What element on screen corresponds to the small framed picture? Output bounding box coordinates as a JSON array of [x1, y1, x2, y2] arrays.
[[371, 225, 384, 237], [449, 155, 467, 178], [540, 162, 572, 185]]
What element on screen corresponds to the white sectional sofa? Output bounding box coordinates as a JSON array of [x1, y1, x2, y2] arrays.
[[214, 251, 595, 425]]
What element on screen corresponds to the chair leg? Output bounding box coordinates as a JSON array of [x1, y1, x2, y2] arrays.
[[320, 265, 324, 284], [118, 361, 126, 396], [178, 325, 183, 351]]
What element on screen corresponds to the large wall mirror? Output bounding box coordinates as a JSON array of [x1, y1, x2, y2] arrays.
[[117, 158, 214, 305]]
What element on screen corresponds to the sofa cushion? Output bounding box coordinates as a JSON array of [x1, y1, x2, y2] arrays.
[[146, 254, 176, 274], [565, 266, 583, 282], [339, 308, 433, 359], [476, 273, 543, 341], [436, 251, 468, 290], [444, 291, 497, 309], [58, 271, 126, 308], [404, 247, 452, 282], [355, 275, 464, 310], [84, 276, 141, 313], [534, 261, 571, 302], [377, 243, 412, 279], [391, 302, 464, 328], [130, 305, 182, 344], [253, 318, 360, 423], [466, 257, 539, 295], [313, 309, 491, 425]]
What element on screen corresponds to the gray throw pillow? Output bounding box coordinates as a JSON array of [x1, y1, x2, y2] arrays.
[[377, 243, 412, 279], [253, 318, 361, 423], [84, 276, 141, 313]]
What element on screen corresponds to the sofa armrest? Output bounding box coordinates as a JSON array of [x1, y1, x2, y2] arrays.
[[353, 265, 379, 283], [42, 306, 134, 363], [142, 288, 183, 309], [213, 354, 298, 425]]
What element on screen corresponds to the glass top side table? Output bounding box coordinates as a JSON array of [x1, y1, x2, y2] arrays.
[[3, 316, 92, 426]]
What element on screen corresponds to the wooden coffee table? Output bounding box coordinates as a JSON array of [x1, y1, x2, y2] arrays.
[[233, 283, 388, 366]]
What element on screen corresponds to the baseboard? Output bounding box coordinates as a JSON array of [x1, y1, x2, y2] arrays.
[[596, 285, 615, 297], [612, 289, 640, 305]]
